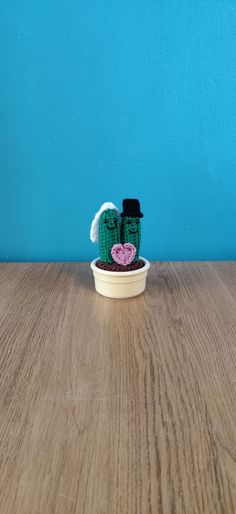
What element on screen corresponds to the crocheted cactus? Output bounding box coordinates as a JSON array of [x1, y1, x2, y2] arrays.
[[98, 209, 120, 263], [90, 202, 121, 263], [121, 199, 143, 261]]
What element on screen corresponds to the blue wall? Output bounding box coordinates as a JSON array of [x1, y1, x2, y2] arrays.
[[1, 0, 236, 261]]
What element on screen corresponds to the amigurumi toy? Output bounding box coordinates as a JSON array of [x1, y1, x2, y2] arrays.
[[90, 202, 121, 263], [121, 199, 143, 261]]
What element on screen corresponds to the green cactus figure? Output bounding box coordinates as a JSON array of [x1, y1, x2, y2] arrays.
[[90, 202, 121, 263], [121, 199, 143, 261], [99, 209, 120, 263]]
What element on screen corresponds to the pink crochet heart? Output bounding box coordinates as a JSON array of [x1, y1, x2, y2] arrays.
[[111, 243, 136, 266]]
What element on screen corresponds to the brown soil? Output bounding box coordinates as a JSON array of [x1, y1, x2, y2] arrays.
[[96, 259, 145, 272]]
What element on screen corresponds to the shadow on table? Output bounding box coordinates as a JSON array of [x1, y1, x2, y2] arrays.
[[147, 261, 219, 297], [61, 263, 93, 292]]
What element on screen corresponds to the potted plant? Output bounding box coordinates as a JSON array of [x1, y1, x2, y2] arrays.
[[90, 199, 150, 298]]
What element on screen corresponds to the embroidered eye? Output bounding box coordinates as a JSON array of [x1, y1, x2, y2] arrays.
[[126, 220, 131, 224], [104, 220, 108, 224]]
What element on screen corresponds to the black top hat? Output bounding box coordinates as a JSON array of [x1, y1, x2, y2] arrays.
[[121, 199, 143, 218]]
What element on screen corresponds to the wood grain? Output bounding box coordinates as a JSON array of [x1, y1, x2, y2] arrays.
[[0, 262, 236, 514]]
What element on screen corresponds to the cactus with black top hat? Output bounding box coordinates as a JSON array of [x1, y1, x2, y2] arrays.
[[121, 199, 143, 261]]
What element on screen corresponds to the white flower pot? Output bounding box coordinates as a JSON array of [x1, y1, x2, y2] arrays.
[[90, 257, 150, 299]]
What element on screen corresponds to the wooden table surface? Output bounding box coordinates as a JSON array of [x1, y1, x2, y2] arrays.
[[0, 262, 236, 514]]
